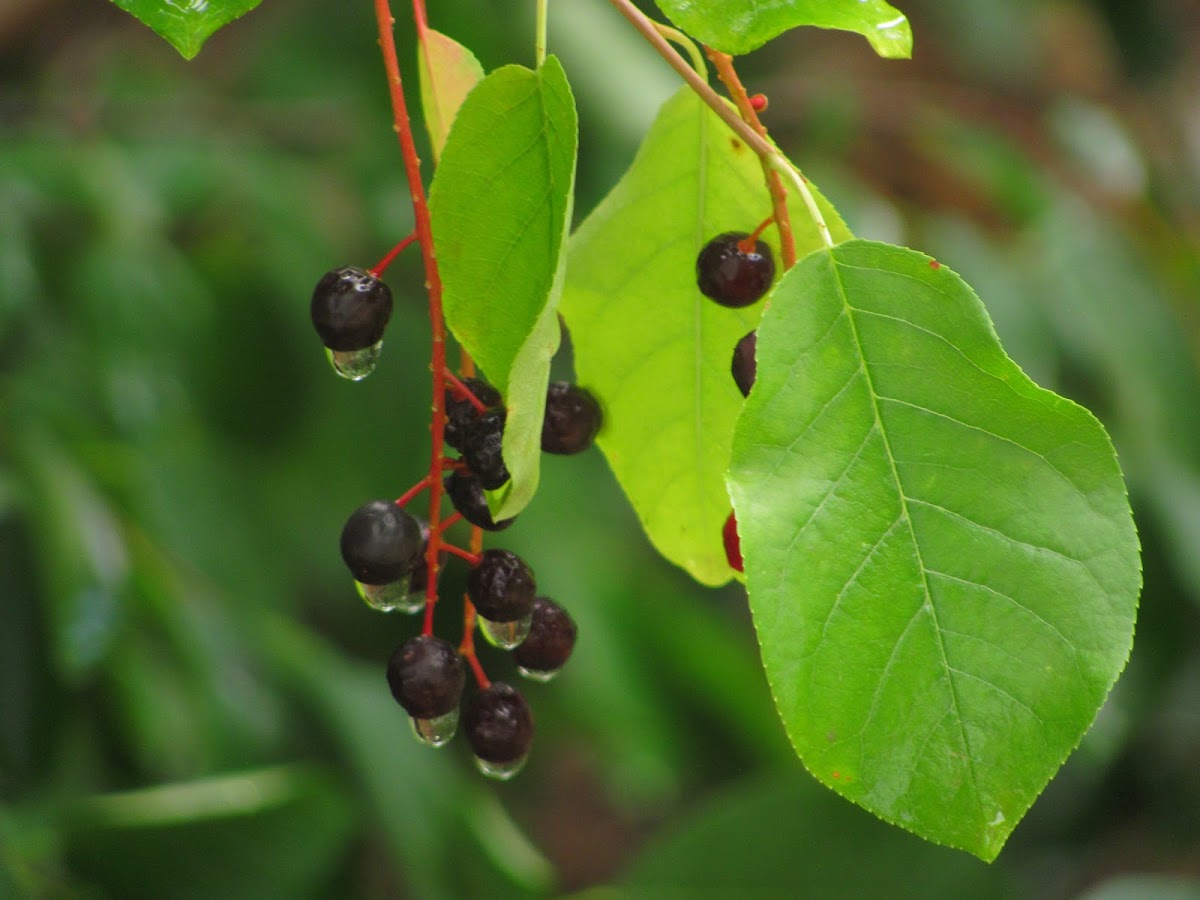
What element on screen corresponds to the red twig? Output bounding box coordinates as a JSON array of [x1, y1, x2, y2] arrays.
[[369, 231, 419, 278], [442, 543, 481, 565], [444, 369, 489, 413], [394, 475, 432, 508]]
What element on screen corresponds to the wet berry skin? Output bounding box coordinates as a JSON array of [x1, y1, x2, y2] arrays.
[[463, 682, 534, 764], [311, 266, 394, 351], [462, 409, 510, 490], [340, 500, 424, 585], [444, 470, 515, 532], [467, 549, 536, 622], [541, 382, 603, 455], [513, 597, 577, 674], [444, 378, 501, 452], [386, 635, 466, 719], [696, 232, 775, 308], [408, 519, 432, 594], [732, 330, 757, 397]]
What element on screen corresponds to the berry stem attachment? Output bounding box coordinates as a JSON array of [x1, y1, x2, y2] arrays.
[[395, 475, 432, 508], [443, 544, 482, 566], [444, 369, 490, 414], [742, 214, 775, 251], [650, 22, 707, 80], [369, 231, 419, 278]]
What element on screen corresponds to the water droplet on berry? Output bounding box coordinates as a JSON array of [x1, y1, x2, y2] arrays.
[[410, 708, 459, 747], [326, 341, 382, 381], [356, 580, 423, 614], [478, 613, 532, 650], [516, 664, 560, 683], [474, 752, 528, 780]]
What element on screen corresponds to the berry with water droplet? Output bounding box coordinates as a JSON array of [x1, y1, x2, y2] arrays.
[[311, 266, 393, 351], [462, 409, 510, 490], [514, 597, 576, 680], [696, 232, 775, 308], [467, 549, 536, 623], [340, 500, 424, 585], [732, 330, 757, 397], [541, 382, 603, 455], [386, 635, 466, 719], [444, 470, 515, 532], [444, 378, 501, 452], [723, 511, 743, 573], [463, 682, 534, 777]]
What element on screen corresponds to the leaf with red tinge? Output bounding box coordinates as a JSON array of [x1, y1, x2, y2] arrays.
[[418, 28, 485, 162], [108, 0, 262, 59]]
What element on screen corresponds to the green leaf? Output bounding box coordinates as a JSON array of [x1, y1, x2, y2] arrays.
[[107, 0, 262, 60], [727, 239, 1141, 859], [559, 88, 850, 586], [418, 29, 485, 162], [653, 0, 912, 58], [429, 57, 578, 520]]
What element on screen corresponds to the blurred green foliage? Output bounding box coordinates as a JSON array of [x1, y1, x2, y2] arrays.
[[1, 0, 1198, 896]]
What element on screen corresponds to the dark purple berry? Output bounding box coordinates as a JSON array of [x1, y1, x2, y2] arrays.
[[386, 635, 465, 719], [467, 549, 536, 623], [408, 519, 432, 594], [444, 470, 515, 532], [732, 330, 757, 397], [311, 266, 394, 351], [444, 378, 501, 452], [513, 597, 577, 675], [463, 682, 534, 765], [462, 409, 510, 490], [696, 232, 775, 308], [340, 500, 423, 585], [541, 382, 603, 455]]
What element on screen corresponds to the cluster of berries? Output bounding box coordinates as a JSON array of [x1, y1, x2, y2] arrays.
[[695, 230, 777, 574], [311, 262, 600, 778]]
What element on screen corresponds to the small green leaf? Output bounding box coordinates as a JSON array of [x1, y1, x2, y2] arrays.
[[728, 240, 1141, 859], [418, 29, 485, 162], [430, 57, 578, 519], [560, 88, 849, 586], [108, 0, 262, 60], [654, 0, 912, 58]]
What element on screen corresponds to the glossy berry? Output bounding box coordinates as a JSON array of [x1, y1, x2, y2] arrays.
[[541, 382, 603, 455], [340, 500, 424, 585], [462, 409, 510, 490], [408, 519, 432, 594], [444, 470, 514, 532], [311, 266, 394, 351], [386, 635, 466, 719], [463, 682, 534, 765], [732, 330, 757, 397], [467, 549, 536, 623], [513, 597, 577, 675], [444, 378, 501, 452], [723, 511, 743, 573], [696, 232, 775, 308]]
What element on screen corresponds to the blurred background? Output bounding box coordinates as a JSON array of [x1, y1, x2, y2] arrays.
[[2, 0, 1199, 897]]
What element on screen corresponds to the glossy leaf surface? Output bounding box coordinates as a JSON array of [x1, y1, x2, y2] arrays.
[[728, 240, 1141, 859], [108, 0, 262, 59], [429, 58, 578, 519]]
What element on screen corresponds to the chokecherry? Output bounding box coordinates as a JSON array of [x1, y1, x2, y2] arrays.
[[463, 682, 534, 778], [386, 635, 466, 719], [444, 470, 515, 532], [513, 597, 577, 681], [340, 500, 424, 585], [444, 377, 501, 452], [467, 549, 536, 623], [696, 232, 775, 307], [732, 330, 757, 397], [541, 382, 603, 455], [462, 409, 510, 490], [310, 266, 394, 351]]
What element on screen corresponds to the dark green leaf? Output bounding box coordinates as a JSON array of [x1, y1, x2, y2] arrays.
[[108, 0, 262, 60]]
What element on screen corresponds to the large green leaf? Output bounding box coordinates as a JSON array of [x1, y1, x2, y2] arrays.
[[559, 88, 850, 586], [727, 240, 1140, 859], [429, 57, 578, 520], [653, 0, 912, 58], [417, 28, 485, 162], [108, 0, 262, 60]]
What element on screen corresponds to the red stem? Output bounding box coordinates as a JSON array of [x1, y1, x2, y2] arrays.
[[459, 525, 489, 689], [394, 475, 432, 507], [369, 231, 419, 278], [442, 544, 481, 565], [444, 369, 489, 413], [372, 0, 449, 639]]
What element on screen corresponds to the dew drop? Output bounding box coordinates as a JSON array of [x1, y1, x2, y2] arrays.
[[517, 664, 560, 683], [410, 709, 459, 747], [326, 341, 383, 381], [356, 580, 422, 614], [478, 613, 532, 650], [474, 753, 528, 781]]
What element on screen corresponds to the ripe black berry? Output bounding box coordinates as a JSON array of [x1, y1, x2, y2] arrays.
[[444, 378, 501, 452], [467, 549, 536, 623], [696, 232, 775, 307], [444, 470, 515, 532], [732, 330, 757, 397], [463, 682, 534, 766], [462, 409, 510, 490], [408, 519, 432, 594], [541, 382, 603, 455], [386, 635, 466, 719], [311, 266, 394, 351], [340, 500, 424, 585], [513, 597, 577, 679]]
